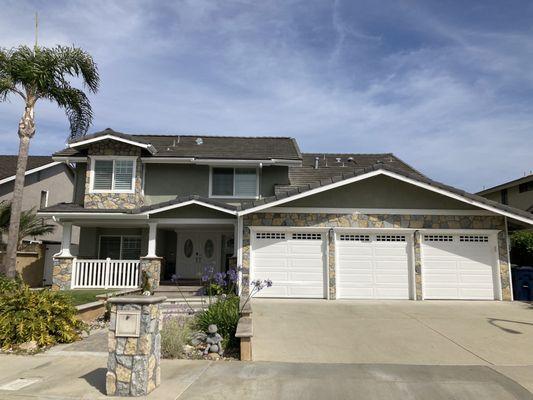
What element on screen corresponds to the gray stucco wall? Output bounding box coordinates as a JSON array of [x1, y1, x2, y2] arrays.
[[144, 164, 289, 205], [73, 163, 87, 205], [284, 175, 479, 209], [0, 163, 79, 244], [481, 184, 533, 212]]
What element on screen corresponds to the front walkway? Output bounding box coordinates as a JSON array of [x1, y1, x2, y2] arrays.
[[252, 299, 533, 365]]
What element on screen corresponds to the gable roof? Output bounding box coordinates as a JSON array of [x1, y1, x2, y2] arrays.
[[0, 155, 61, 184], [477, 173, 533, 195], [54, 128, 302, 161]]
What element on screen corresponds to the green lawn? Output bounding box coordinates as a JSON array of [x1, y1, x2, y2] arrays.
[[61, 289, 115, 306]]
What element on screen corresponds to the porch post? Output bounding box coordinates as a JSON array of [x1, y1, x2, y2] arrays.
[[52, 221, 74, 291], [146, 222, 157, 258], [58, 222, 73, 257]]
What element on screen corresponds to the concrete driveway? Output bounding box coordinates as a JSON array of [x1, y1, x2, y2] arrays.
[[252, 299, 533, 365]]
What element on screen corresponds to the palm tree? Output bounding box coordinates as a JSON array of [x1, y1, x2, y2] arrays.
[[0, 201, 55, 249], [0, 45, 99, 277]]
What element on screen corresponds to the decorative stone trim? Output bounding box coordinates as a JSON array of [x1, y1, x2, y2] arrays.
[[106, 296, 166, 397], [327, 229, 336, 299], [242, 213, 511, 301], [52, 256, 74, 291], [140, 257, 162, 291], [413, 231, 423, 300], [84, 141, 143, 209]]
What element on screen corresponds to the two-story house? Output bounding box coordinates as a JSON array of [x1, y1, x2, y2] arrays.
[[40, 128, 533, 301], [477, 174, 533, 215], [0, 155, 79, 286]]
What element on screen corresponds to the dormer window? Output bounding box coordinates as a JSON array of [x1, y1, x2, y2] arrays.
[[210, 167, 258, 198], [90, 156, 136, 193]]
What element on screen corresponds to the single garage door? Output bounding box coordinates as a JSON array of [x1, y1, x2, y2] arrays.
[[251, 231, 326, 298], [422, 234, 498, 300], [336, 232, 411, 299]]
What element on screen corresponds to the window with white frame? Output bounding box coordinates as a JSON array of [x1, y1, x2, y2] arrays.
[[99, 236, 142, 260], [39, 190, 49, 208], [91, 158, 136, 192], [211, 167, 258, 197]]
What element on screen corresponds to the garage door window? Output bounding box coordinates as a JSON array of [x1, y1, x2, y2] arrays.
[[424, 235, 454, 242], [256, 232, 286, 239], [459, 235, 489, 242], [339, 234, 370, 242], [376, 235, 406, 242], [292, 233, 322, 240]]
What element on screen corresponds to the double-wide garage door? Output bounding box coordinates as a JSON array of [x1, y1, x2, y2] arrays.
[[250, 229, 499, 300]]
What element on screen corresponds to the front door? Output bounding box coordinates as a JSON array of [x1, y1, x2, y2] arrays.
[[176, 232, 220, 279]]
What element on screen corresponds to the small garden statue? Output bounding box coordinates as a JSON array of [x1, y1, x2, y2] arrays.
[[203, 324, 223, 356]]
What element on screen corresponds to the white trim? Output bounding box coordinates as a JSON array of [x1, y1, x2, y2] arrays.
[[150, 218, 236, 225], [140, 157, 301, 166], [38, 212, 149, 220], [267, 207, 494, 216], [249, 226, 331, 232], [504, 216, 514, 301], [237, 169, 533, 225], [209, 166, 259, 199], [0, 161, 61, 185], [89, 156, 137, 194], [70, 134, 156, 154], [236, 215, 243, 295], [417, 228, 500, 234], [142, 200, 237, 216], [333, 227, 416, 233], [57, 221, 73, 257], [146, 222, 157, 257], [52, 156, 87, 163]]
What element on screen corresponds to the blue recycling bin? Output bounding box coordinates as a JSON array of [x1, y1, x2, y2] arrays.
[[512, 266, 533, 301]]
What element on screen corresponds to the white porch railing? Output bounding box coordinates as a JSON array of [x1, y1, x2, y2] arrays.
[[71, 258, 141, 289]]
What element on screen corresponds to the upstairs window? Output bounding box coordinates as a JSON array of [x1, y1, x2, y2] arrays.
[[211, 167, 257, 198], [40, 190, 48, 208], [519, 181, 533, 193], [91, 157, 135, 193], [501, 188, 508, 205]]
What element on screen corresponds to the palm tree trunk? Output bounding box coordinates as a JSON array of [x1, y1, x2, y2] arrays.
[[3, 104, 35, 277]]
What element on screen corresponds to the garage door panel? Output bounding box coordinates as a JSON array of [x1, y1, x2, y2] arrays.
[[422, 234, 496, 300], [337, 233, 410, 300], [252, 231, 326, 299]]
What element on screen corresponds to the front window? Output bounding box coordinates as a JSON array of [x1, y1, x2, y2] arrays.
[[99, 236, 141, 260], [91, 158, 135, 192], [211, 167, 257, 197]]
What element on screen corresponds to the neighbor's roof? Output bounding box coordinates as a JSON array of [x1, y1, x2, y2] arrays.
[[477, 173, 533, 195], [54, 128, 302, 161], [0, 155, 58, 182]]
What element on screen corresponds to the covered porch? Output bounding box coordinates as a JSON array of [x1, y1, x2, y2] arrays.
[[47, 202, 238, 291]]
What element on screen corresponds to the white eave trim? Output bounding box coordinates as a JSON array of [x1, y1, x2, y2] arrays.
[[140, 157, 301, 166], [37, 212, 148, 220], [0, 161, 61, 185], [237, 169, 533, 225], [141, 200, 237, 216], [69, 134, 156, 154], [267, 207, 494, 216]]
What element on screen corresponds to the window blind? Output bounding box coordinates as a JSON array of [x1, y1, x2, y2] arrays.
[[212, 168, 234, 196], [93, 160, 113, 190], [235, 168, 257, 196], [114, 160, 134, 190]]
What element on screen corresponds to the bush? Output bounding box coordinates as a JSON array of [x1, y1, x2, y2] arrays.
[[161, 316, 193, 359], [0, 284, 86, 349], [194, 295, 240, 349], [510, 231, 533, 266], [0, 273, 22, 293]]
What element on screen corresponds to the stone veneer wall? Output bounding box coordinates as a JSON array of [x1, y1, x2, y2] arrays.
[[106, 300, 163, 396], [140, 257, 162, 291], [84, 141, 143, 209], [241, 213, 511, 301], [51, 256, 74, 290]]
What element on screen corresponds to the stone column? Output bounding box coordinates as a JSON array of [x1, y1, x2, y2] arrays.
[[106, 296, 166, 397], [327, 229, 336, 300], [140, 257, 162, 291], [52, 256, 74, 291], [413, 231, 423, 300]]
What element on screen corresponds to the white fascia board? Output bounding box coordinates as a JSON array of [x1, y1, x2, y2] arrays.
[[0, 162, 61, 185], [140, 158, 302, 166], [52, 156, 88, 163], [267, 207, 493, 216], [417, 228, 500, 234], [142, 200, 237, 216], [237, 169, 533, 226], [69, 134, 156, 154], [249, 226, 331, 232], [37, 212, 148, 220]]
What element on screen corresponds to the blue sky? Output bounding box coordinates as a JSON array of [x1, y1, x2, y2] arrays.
[[0, 0, 532, 192]]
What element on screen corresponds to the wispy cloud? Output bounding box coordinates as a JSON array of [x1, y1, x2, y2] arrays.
[[0, 0, 531, 192]]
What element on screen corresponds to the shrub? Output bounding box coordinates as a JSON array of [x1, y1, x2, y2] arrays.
[[161, 316, 193, 359], [0, 284, 86, 349], [510, 231, 533, 266], [194, 295, 240, 349], [0, 273, 22, 293]]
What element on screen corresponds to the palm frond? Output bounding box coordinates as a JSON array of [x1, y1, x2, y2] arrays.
[[45, 86, 93, 139], [50, 46, 99, 93], [0, 203, 55, 245]]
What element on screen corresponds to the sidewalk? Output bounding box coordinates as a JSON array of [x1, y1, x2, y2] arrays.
[[0, 353, 532, 400]]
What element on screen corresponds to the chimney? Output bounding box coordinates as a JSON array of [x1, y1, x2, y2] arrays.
[[314, 157, 319, 169]]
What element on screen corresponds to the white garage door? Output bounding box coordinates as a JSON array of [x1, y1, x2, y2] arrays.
[[251, 231, 326, 298], [336, 233, 411, 299], [422, 234, 497, 300]]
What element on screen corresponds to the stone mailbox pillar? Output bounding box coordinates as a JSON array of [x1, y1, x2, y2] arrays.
[[106, 296, 166, 397]]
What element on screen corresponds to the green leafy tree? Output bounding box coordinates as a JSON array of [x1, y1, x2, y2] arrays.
[[510, 231, 533, 266], [0, 201, 55, 248], [0, 45, 99, 276]]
